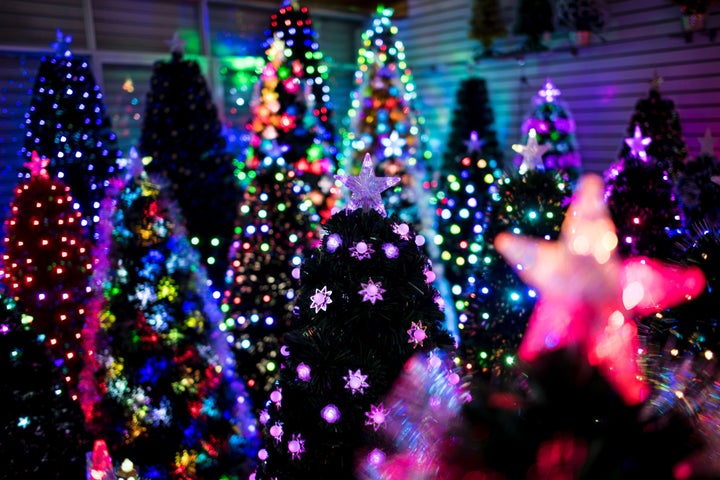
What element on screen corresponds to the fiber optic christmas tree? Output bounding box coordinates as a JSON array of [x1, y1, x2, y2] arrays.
[[676, 129, 720, 227], [0, 295, 91, 479], [251, 154, 454, 479], [92, 161, 257, 479], [458, 133, 572, 383], [21, 30, 121, 238], [1, 152, 95, 405], [246, 1, 338, 221], [343, 6, 432, 232], [519, 78, 582, 181], [221, 165, 319, 414], [436, 77, 503, 332], [605, 78, 685, 261], [139, 35, 242, 291], [618, 72, 689, 178]]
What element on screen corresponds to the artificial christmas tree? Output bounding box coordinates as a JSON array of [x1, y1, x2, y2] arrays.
[[139, 35, 242, 292], [0, 295, 91, 479], [246, 1, 338, 221], [343, 6, 433, 232], [458, 134, 572, 384], [435, 77, 503, 339], [1, 152, 96, 406], [618, 72, 689, 177], [676, 128, 720, 227], [221, 164, 319, 414], [519, 78, 582, 180], [92, 161, 257, 479], [251, 154, 454, 479], [21, 30, 121, 239]]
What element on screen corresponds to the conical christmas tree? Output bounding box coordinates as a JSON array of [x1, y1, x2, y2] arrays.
[[676, 129, 720, 227], [252, 154, 454, 479], [21, 30, 121, 239], [139, 36, 242, 292], [93, 161, 257, 479]]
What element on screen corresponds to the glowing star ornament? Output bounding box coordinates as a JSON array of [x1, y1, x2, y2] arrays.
[[344, 369, 369, 395], [365, 403, 390, 431], [334, 153, 401, 216], [513, 128, 550, 174], [494, 174, 706, 405], [165, 31, 187, 54], [624, 124, 652, 162], [463, 130, 484, 155], [699, 128, 717, 156], [51, 28, 73, 57], [309, 286, 332, 313], [359, 278, 386, 304], [538, 78, 562, 103], [381, 130, 407, 158], [407, 321, 428, 348], [24, 151, 50, 178]]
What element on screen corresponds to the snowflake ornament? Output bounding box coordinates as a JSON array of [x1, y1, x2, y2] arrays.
[[382, 243, 399, 259], [350, 241, 374, 260], [344, 369, 369, 395], [407, 321, 428, 348], [365, 403, 390, 431], [392, 222, 411, 240], [309, 286, 332, 313], [269, 422, 284, 444], [359, 278, 386, 305]]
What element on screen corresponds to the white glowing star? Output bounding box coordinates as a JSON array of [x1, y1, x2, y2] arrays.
[[359, 278, 386, 304], [344, 369, 369, 395], [309, 286, 332, 313]]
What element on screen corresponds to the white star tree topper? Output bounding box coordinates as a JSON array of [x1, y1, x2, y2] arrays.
[[699, 128, 717, 156], [625, 124, 652, 161], [335, 153, 401, 216], [513, 128, 551, 174]]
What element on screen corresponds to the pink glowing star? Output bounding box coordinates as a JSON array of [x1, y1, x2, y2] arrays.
[[24, 151, 50, 179], [344, 369, 369, 395], [365, 403, 390, 431], [359, 278, 385, 304], [407, 321, 428, 348], [494, 174, 706, 405], [309, 286, 332, 313]]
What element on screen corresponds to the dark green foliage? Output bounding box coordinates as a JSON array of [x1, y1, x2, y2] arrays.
[[677, 153, 720, 227], [0, 296, 91, 479], [253, 208, 454, 479], [605, 157, 684, 261], [139, 50, 241, 291]]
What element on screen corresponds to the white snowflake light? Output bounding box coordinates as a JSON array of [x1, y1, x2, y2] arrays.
[[381, 130, 407, 157], [287, 433, 305, 460], [344, 369, 369, 395], [269, 422, 284, 444], [392, 222, 411, 240], [350, 241, 374, 260], [364, 403, 390, 431], [309, 286, 332, 313], [359, 278, 386, 305]]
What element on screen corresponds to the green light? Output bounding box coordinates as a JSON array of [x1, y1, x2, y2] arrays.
[[479, 351, 488, 359], [260, 243, 270, 252], [220, 304, 230, 313], [433, 234, 443, 245], [470, 243, 481, 253], [505, 356, 515, 366], [528, 211, 537, 220], [450, 224, 461, 235], [510, 292, 520, 301], [278, 203, 286, 212], [546, 212, 554, 218], [266, 361, 276, 372], [441, 251, 451, 261], [450, 181, 460, 191], [191, 237, 200, 245], [210, 238, 220, 247], [289, 233, 298, 243], [207, 257, 216, 265]]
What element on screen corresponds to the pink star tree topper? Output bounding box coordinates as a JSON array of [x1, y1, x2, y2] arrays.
[[494, 174, 706, 405], [25, 151, 50, 179], [335, 153, 401, 216]]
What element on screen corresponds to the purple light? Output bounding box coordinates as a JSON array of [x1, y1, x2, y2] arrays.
[[296, 362, 311, 381], [320, 404, 340, 423], [382, 243, 399, 259], [367, 448, 386, 465], [326, 233, 342, 252]]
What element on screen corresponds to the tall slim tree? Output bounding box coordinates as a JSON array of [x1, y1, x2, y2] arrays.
[[435, 77, 503, 339], [343, 6, 433, 233], [139, 36, 242, 292], [21, 30, 121, 240], [92, 161, 257, 479], [252, 155, 454, 479], [221, 164, 319, 414]]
